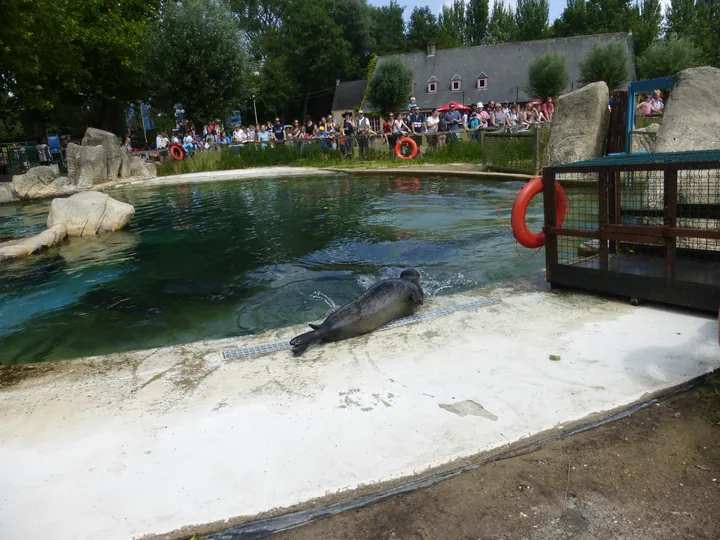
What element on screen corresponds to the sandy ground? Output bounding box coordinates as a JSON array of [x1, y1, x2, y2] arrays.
[[274, 375, 720, 540]]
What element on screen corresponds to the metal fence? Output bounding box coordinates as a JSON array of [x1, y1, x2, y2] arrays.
[[543, 150, 720, 312], [481, 126, 547, 175]]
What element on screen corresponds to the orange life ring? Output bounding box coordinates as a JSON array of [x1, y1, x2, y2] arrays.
[[395, 137, 419, 159], [169, 144, 185, 160], [511, 177, 567, 249]]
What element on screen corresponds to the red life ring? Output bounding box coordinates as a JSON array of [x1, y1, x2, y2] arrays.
[[169, 144, 185, 160], [395, 137, 419, 160], [511, 176, 567, 249]]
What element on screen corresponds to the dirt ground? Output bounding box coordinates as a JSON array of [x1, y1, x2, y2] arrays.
[[275, 376, 720, 540]]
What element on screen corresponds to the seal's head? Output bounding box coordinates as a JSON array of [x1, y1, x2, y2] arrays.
[[400, 268, 421, 287]]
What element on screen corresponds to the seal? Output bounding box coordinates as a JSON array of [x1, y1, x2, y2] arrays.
[[290, 268, 424, 356]]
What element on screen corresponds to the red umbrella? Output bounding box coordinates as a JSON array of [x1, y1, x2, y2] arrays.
[[436, 101, 471, 112]]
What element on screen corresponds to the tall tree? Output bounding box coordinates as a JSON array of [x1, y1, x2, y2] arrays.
[[586, 0, 633, 33], [328, 0, 376, 80], [370, 0, 407, 55], [144, 0, 248, 125], [438, 0, 468, 48], [407, 7, 439, 51], [466, 0, 491, 45], [552, 0, 592, 37], [629, 0, 663, 56], [515, 0, 550, 41], [487, 0, 519, 43], [666, 0, 717, 65]]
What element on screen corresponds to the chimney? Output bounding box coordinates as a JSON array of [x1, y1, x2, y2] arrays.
[[427, 41, 436, 57]]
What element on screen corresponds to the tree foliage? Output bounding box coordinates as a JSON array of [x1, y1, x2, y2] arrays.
[[487, 1, 519, 44], [636, 34, 702, 79], [466, 0, 490, 45], [438, 0, 467, 48], [579, 41, 630, 90], [366, 58, 414, 116], [144, 0, 248, 125], [515, 0, 550, 41], [526, 51, 569, 98], [407, 7, 439, 51]]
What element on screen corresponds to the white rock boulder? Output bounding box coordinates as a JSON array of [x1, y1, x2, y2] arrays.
[[0, 224, 68, 261], [11, 165, 78, 199], [82, 127, 124, 180], [67, 143, 107, 188], [47, 191, 135, 237], [0, 182, 14, 203], [632, 123, 660, 154], [544, 81, 610, 167], [128, 155, 157, 178], [654, 67, 720, 153]]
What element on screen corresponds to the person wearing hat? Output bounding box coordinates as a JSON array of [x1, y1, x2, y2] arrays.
[[356, 110, 371, 159], [467, 110, 481, 141]]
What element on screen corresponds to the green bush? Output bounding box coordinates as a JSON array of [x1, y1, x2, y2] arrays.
[[636, 35, 702, 80], [526, 51, 568, 98], [366, 57, 414, 115], [579, 41, 630, 90]]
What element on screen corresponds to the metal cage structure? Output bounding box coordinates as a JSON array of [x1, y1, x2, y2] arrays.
[[542, 150, 720, 312]]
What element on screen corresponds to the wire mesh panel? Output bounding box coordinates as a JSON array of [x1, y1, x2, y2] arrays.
[[544, 149, 720, 312]]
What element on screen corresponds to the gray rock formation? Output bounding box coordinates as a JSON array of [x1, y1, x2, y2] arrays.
[[0, 182, 16, 203], [0, 224, 68, 261], [654, 67, 720, 153], [82, 127, 123, 180], [67, 143, 107, 188], [128, 155, 157, 179], [47, 191, 135, 237], [11, 165, 78, 199], [120, 152, 132, 178], [632, 123, 659, 154], [544, 81, 610, 167]]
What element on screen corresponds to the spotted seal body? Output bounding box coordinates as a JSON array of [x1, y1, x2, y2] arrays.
[[290, 269, 424, 356]]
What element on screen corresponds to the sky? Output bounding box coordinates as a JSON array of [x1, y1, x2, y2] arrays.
[[367, 0, 569, 24], [366, 0, 671, 26]]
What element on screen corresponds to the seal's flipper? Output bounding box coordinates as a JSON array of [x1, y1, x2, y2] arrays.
[[410, 292, 424, 305], [290, 330, 319, 356], [309, 323, 322, 330]]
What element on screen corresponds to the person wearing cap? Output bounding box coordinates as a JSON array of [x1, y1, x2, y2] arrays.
[[443, 103, 462, 141], [407, 105, 425, 153], [356, 110, 372, 159], [467, 111, 481, 141]]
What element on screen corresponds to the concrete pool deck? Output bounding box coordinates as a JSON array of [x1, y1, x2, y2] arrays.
[[0, 281, 718, 540]]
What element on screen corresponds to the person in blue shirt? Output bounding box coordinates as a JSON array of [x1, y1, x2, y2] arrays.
[[467, 112, 481, 141], [257, 125, 271, 149], [443, 103, 462, 141], [271, 118, 285, 144], [407, 96, 418, 110]]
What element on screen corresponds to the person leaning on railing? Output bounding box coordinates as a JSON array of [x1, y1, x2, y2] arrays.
[[425, 109, 440, 151]]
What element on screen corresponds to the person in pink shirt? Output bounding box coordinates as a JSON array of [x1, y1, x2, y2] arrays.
[[541, 97, 554, 122], [636, 94, 653, 116]]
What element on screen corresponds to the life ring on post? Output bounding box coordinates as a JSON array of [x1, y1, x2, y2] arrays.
[[395, 137, 419, 160], [169, 144, 185, 160], [511, 176, 567, 249]]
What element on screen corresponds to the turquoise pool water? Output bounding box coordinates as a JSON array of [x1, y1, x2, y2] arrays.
[[0, 174, 547, 364]]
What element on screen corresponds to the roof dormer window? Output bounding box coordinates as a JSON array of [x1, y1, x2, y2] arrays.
[[476, 72, 488, 90], [427, 76, 438, 94], [451, 74, 462, 92]]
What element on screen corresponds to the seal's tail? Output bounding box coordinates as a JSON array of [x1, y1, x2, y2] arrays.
[[290, 330, 318, 356]]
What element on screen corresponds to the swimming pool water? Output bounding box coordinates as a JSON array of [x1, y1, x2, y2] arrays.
[[0, 175, 547, 364]]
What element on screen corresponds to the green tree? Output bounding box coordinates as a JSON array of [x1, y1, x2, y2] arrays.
[[636, 34, 702, 79], [466, 0, 490, 45], [366, 57, 414, 116], [328, 0, 376, 80], [370, 0, 407, 55], [526, 51, 569, 97], [629, 0, 663, 56], [552, 0, 592, 37], [487, 0, 519, 43], [407, 7, 439, 51], [586, 0, 633, 33], [579, 41, 630, 90], [515, 0, 550, 41], [438, 0, 467, 47], [144, 0, 248, 125], [665, 0, 717, 65]]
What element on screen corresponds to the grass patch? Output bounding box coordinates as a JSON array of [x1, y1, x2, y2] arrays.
[[157, 132, 541, 177]]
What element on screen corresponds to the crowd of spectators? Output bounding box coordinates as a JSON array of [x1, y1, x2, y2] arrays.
[[635, 89, 664, 116]]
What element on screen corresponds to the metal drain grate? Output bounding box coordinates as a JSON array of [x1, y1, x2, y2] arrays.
[[222, 297, 495, 360]]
